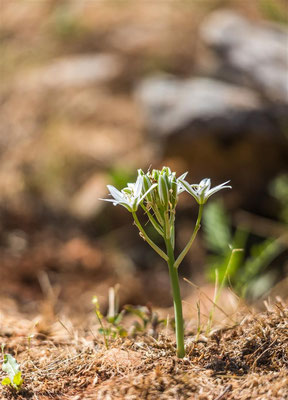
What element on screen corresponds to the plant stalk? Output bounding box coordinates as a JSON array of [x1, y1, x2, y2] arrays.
[[165, 237, 185, 358], [132, 212, 168, 261], [174, 204, 203, 269]]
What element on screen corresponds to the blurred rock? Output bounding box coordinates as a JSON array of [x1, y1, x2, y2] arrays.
[[135, 11, 288, 211], [17, 53, 123, 90], [135, 74, 288, 210], [200, 10, 288, 102], [136, 76, 266, 137]]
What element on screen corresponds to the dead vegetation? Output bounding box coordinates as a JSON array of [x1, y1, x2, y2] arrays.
[[0, 300, 287, 399]]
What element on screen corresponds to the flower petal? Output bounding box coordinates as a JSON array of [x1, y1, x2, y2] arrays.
[[99, 198, 118, 203], [203, 181, 231, 203], [178, 179, 200, 203], [107, 185, 125, 202], [134, 175, 143, 198], [206, 181, 231, 197], [177, 171, 188, 181], [199, 178, 211, 192]]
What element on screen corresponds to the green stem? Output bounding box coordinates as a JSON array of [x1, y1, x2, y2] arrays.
[[164, 210, 171, 239], [174, 204, 203, 269], [95, 311, 109, 350], [140, 204, 164, 237], [165, 237, 185, 358], [153, 204, 164, 226], [132, 212, 168, 261]]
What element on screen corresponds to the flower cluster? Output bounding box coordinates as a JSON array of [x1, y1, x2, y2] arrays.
[[101, 167, 231, 212]]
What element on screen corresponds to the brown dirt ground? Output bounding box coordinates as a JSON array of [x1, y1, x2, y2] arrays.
[[0, 300, 287, 400]]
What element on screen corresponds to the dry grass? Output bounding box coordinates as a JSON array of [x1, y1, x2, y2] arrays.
[[0, 300, 287, 400]]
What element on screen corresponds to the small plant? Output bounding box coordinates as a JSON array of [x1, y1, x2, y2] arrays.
[[92, 296, 111, 349], [1, 347, 23, 391], [101, 167, 231, 357], [124, 304, 167, 338], [92, 286, 166, 345], [93, 286, 129, 349]]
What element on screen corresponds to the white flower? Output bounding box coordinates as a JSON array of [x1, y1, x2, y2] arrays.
[[179, 178, 231, 205], [100, 175, 157, 212]]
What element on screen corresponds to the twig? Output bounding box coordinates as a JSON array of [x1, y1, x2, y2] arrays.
[[214, 384, 232, 400]]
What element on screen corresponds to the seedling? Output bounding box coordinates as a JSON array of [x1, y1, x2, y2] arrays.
[[92, 296, 110, 349], [92, 286, 166, 345], [1, 349, 23, 391], [124, 304, 167, 338], [101, 167, 231, 357]]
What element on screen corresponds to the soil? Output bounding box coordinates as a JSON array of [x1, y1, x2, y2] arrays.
[[1, 289, 287, 399]]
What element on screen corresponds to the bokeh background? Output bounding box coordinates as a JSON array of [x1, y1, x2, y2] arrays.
[[0, 0, 287, 322]]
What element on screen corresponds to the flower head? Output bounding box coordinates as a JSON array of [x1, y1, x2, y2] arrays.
[[100, 174, 156, 212], [140, 167, 188, 210], [179, 178, 231, 205]]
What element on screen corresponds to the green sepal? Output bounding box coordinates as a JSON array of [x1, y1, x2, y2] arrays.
[[13, 372, 23, 388]]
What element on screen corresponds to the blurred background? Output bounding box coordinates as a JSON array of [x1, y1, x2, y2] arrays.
[[0, 0, 287, 323]]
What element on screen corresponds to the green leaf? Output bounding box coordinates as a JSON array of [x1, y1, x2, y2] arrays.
[[113, 311, 124, 326], [203, 200, 231, 254], [1, 354, 23, 390], [1, 377, 11, 386], [124, 305, 149, 326], [238, 238, 284, 297], [116, 327, 128, 337], [13, 372, 23, 388]]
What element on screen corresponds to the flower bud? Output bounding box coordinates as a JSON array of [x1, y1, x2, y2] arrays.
[[143, 175, 154, 203], [158, 174, 169, 207], [170, 175, 178, 208]]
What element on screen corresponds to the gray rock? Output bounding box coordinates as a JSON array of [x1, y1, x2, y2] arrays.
[[135, 74, 288, 207], [136, 75, 270, 137], [200, 10, 288, 102]]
